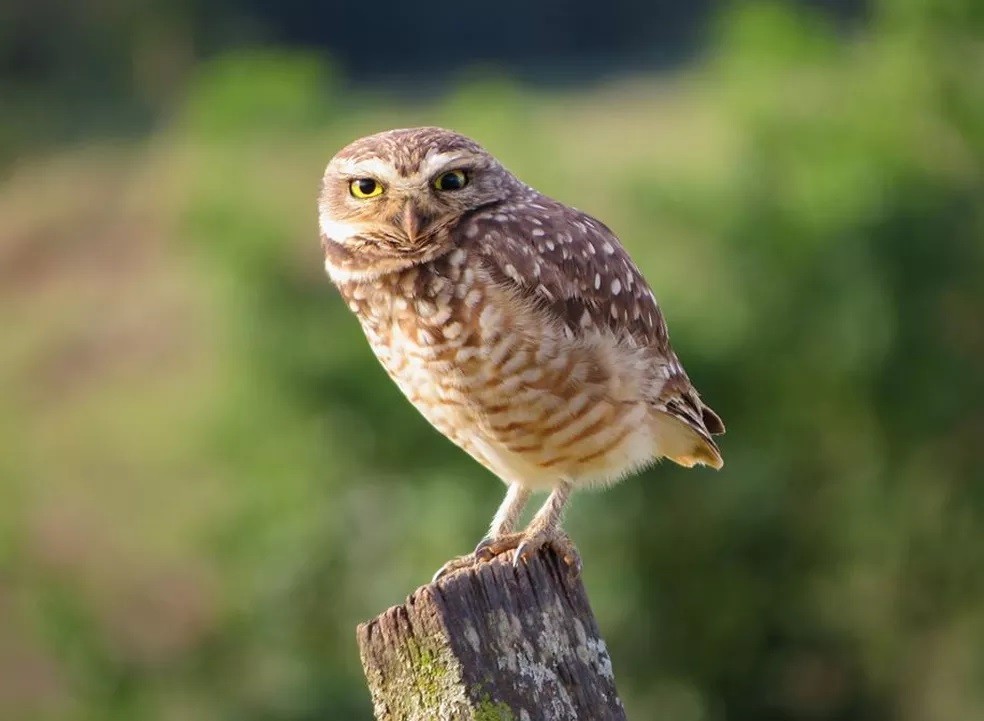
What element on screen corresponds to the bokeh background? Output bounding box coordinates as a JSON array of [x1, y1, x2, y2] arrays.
[[2, 0, 983, 719]]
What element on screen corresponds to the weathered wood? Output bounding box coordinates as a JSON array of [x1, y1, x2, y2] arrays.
[[357, 547, 626, 721]]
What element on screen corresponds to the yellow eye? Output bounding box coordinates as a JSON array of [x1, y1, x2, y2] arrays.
[[433, 169, 468, 191], [350, 178, 384, 199]]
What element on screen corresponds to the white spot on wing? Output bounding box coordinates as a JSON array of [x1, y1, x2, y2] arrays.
[[449, 248, 466, 266], [465, 288, 483, 306]]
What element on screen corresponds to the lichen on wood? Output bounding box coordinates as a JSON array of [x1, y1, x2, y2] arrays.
[[357, 548, 626, 721]]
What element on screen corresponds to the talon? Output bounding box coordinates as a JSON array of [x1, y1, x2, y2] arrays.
[[432, 553, 478, 583], [473, 537, 496, 561], [513, 540, 530, 568], [512, 532, 549, 568], [432, 563, 452, 583], [474, 532, 525, 562], [510, 531, 583, 578]]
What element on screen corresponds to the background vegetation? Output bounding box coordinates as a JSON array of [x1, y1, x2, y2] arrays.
[[1, 1, 982, 719]]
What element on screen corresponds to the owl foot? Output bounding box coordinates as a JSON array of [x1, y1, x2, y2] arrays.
[[431, 534, 526, 582], [432, 530, 581, 583], [513, 529, 582, 579], [479, 529, 581, 578], [474, 531, 526, 561]]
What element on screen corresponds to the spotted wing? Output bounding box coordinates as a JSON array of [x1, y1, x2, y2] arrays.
[[460, 197, 666, 344], [456, 195, 725, 466]]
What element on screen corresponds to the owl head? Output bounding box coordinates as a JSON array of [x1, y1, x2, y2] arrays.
[[319, 127, 520, 282]]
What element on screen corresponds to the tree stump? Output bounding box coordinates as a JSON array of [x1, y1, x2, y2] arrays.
[[357, 547, 626, 721]]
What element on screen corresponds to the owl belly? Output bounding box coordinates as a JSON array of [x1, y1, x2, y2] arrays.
[[367, 302, 659, 491]]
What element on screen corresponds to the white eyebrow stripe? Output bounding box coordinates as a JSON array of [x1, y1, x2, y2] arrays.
[[417, 152, 469, 179], [329, 151, 470, 190], [333, 157, 399, 181]]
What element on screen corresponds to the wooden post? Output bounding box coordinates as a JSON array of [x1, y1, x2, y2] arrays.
[[357, 547, 627, 721]]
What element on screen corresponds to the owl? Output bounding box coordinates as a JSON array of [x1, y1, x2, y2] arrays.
[[318, 127, 724, 580]]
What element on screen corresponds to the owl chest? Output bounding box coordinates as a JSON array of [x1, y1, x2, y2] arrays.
[[376, 298, 517, 415], [341, 266, 499, 425], [369, 302, 475, 406], [368, 299, 650, 487], [341, 267, 651, 485]]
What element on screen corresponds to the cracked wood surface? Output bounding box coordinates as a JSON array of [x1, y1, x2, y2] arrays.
[[357, 548, 627, 721]]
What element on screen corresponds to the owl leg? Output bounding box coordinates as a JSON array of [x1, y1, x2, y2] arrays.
[[485, 484, 532, 541], [513, 479, 581, 576], [471, 484, 532, 560], [472, 479, 581, 575], [431, 484, 531, 582]]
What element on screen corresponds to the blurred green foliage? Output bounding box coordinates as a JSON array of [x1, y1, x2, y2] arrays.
[[1, 1, 982, 720]]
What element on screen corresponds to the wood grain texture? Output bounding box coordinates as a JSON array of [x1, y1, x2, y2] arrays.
[[357, 548, 626, 721]]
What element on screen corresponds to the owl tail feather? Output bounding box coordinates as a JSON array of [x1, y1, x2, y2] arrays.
[[653, 410, 724, 470]]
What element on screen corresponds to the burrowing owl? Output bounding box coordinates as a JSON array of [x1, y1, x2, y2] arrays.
[[319, 127, 724, 579]]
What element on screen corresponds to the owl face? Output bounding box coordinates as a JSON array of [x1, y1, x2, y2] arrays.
[[319, 127, 521, 281]]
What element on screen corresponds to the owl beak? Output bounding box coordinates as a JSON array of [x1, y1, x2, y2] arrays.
[[401, 202, 430, 243]]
